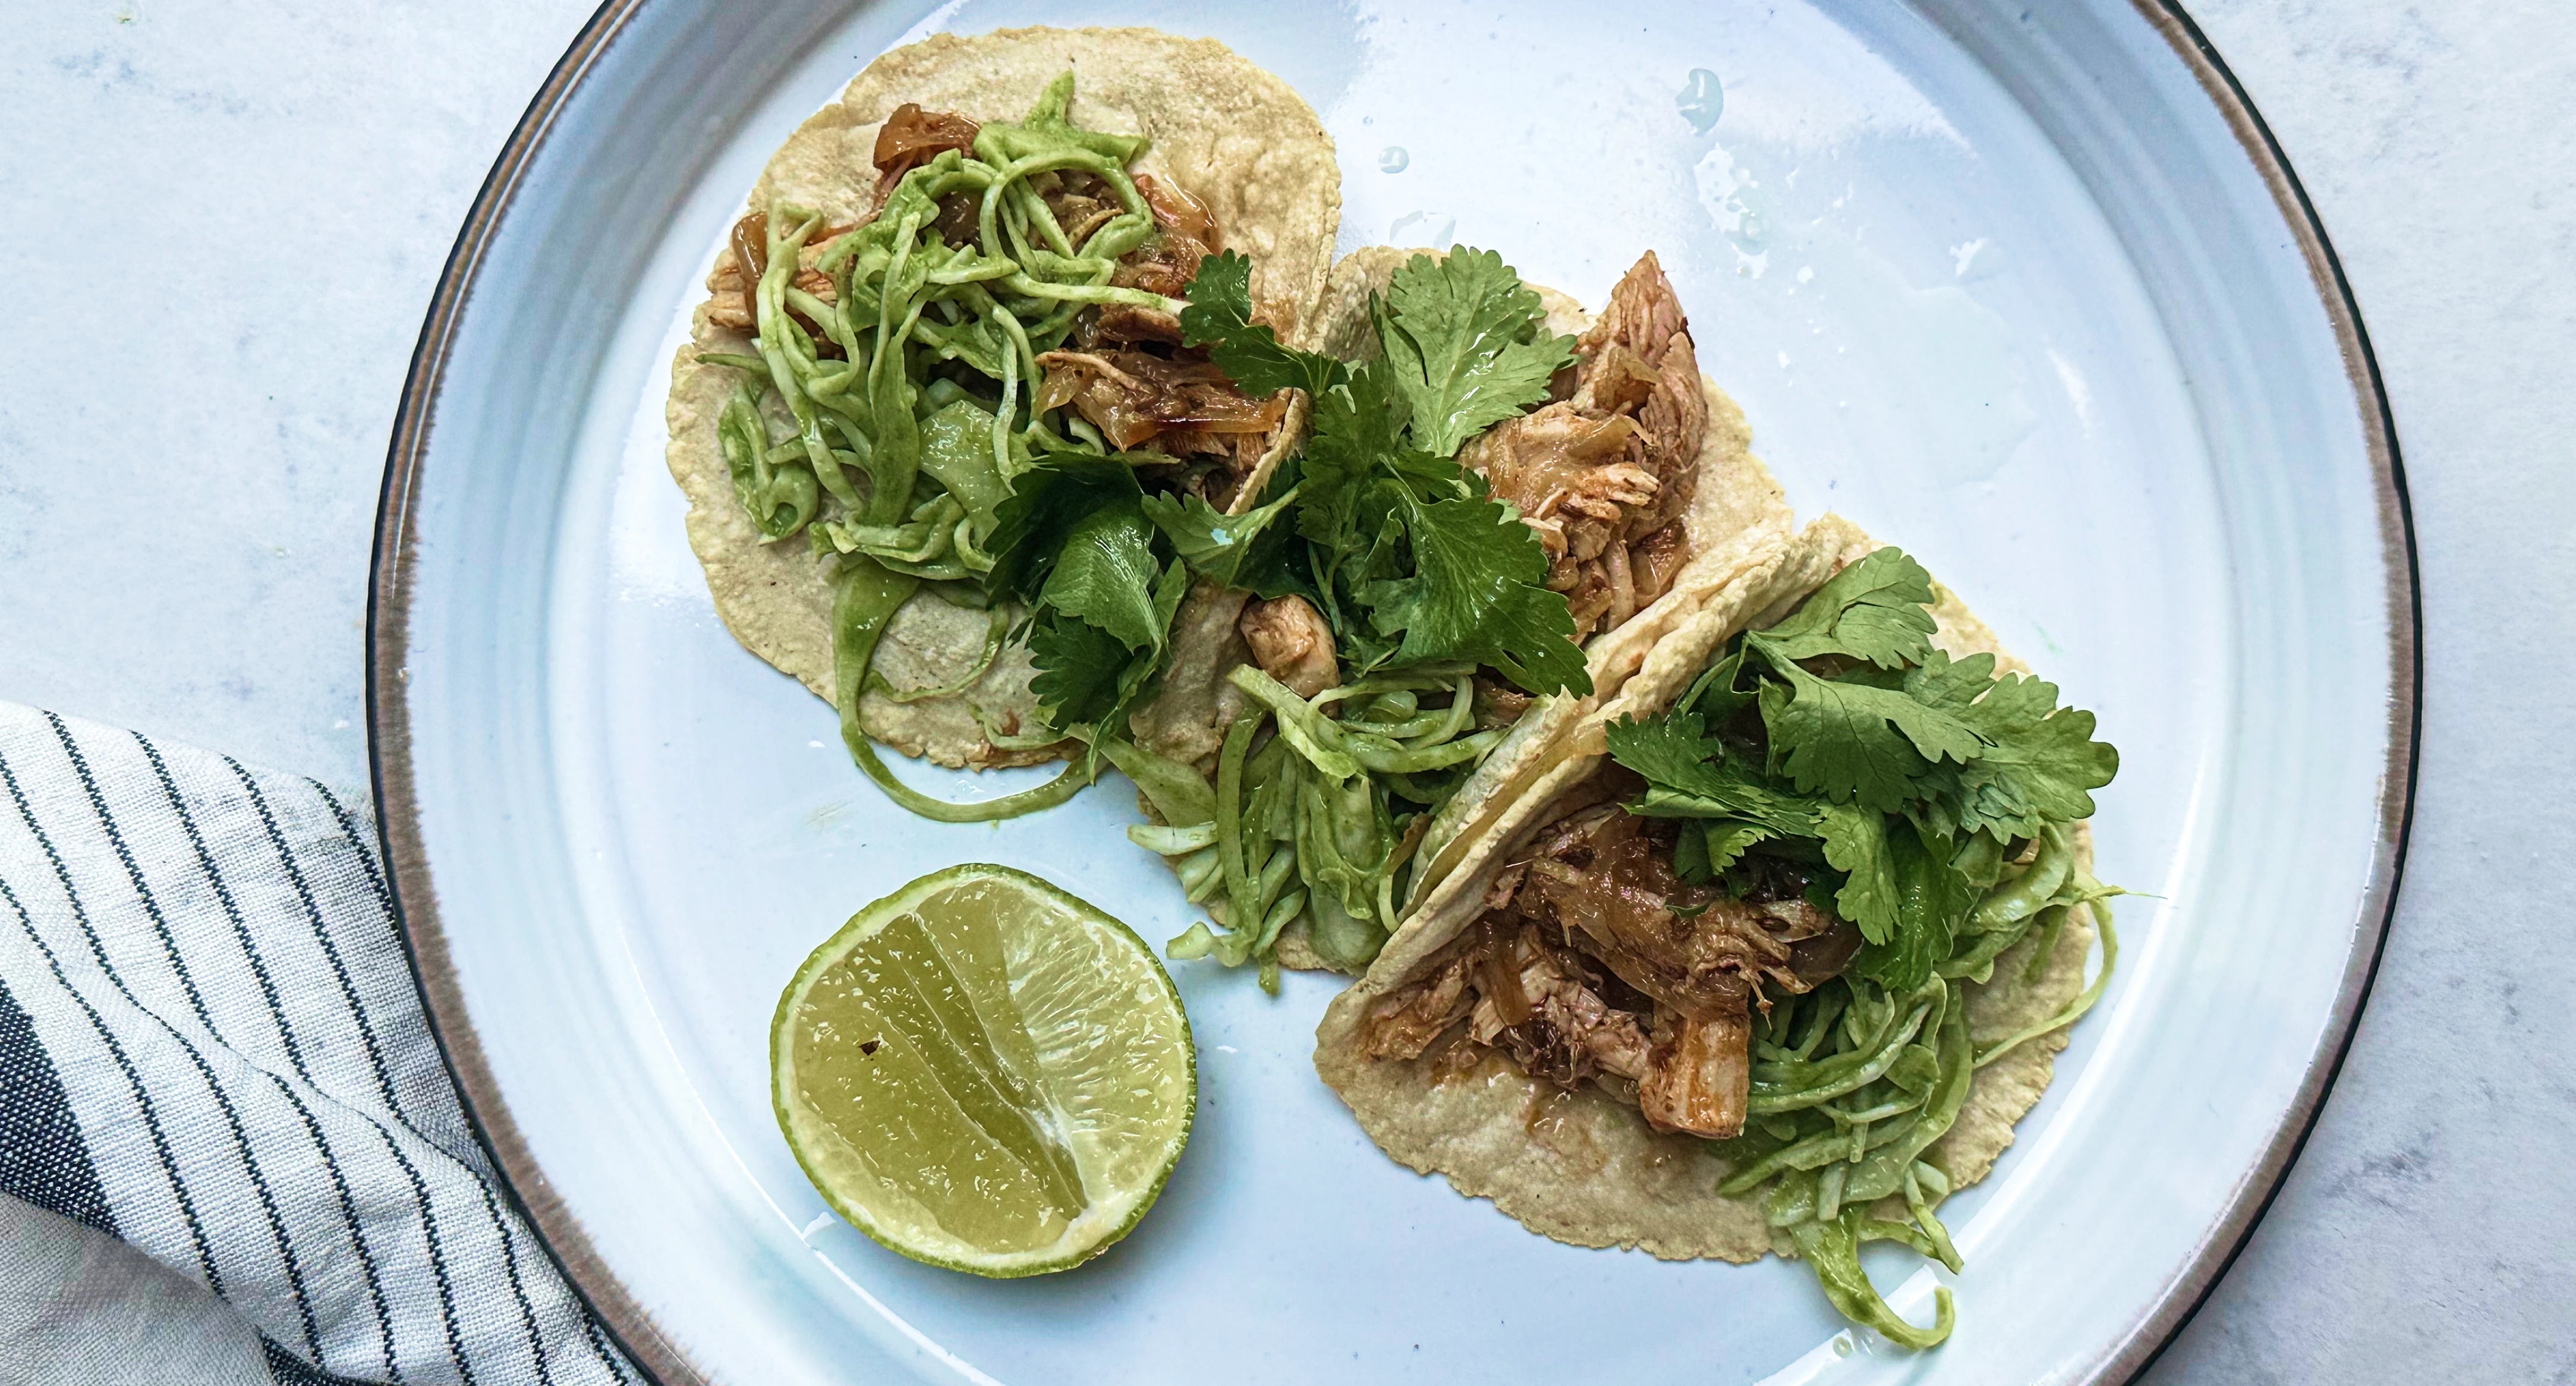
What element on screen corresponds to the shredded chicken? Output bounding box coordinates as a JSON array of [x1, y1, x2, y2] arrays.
[[1035, 350, 1284, 451], [1360, 949, 1475, 1060], [701, 115, 1292, 483], [703, 212, 861, 338], [1035, 171, 1287, 475], [1520, 807, 1833, 1022], [1237, 594, 1340, 699], [1460, 251, 1709, 641], [1639, 1009, 1753, 1138], [1360, 799, 1860, 1140], [1362, 919, 1652, 1089], [1469, 928, 1655, 1088]]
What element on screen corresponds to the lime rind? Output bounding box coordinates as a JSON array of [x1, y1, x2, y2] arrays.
[[772, 863, 1196, 1277]]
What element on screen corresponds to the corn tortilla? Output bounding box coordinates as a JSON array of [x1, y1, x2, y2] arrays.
[[1314, 516, 2102, 1261], [1269, 247, 1797, 971], [664, 27, 1340, 768]]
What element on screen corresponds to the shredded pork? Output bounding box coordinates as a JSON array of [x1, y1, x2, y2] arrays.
[[1361, 798, 1860, 1139], [1461, 251, 1709, 641], [700, 103, 1290, 494], [702, 211, 859, 338], [1033, 351, 1284, 452]]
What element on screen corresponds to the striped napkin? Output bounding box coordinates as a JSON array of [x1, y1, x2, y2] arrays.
[[0, 702, 638, 1386]]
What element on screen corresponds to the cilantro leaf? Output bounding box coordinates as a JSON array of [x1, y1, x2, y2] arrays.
[[1607, 708, 1824, 837], [1749, 546, 1939, 670], [1629, 783, 1824, 840], [1026, 557, 1190, 739], [1026, 610, 1132, 727], [1676, 645, 1761, 727], [1147, 553, 1189, 629], [1604, 706, 1728, 792], [1938, 659, 2120, 839], [1179, 251, 1347, 400], [984, 455, 1144, 603], [1701, 820, 1782, 881], [1377, 248, 1576, 458], [1296, 354, 1415, 550], [1817, 803, 1899, 943], [1887, 647, 2117, 839], [1106, 559, 1192, 727], [1038, 505, 1164, 651], [1902, 645, 2000, 711], [1142, 486, 1302, 596], [1672, 820, 1712, 883], [1363, 474, 1590, 695], [1853, 822, 1977, 990], [1756, 663, 1988, 811]]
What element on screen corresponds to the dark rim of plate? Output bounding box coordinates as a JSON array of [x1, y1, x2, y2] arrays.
[[364, 4, 2423, 1383]]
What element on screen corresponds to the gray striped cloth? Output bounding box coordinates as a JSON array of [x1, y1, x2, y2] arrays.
[[0, 702, 638, 1386]]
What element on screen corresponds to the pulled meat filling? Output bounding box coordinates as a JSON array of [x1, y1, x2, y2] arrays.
[[1361, 798, 1862, 1139], [1031, 168, 1275, 475], [1238, 594, 1340, 699], [1462, 250, 1709, 641], [702, 210, 861, 341], [1034, 351, 1285, 451], [700, 103, 1286, 490]]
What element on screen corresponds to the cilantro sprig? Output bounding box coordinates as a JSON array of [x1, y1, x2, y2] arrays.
[[1604, 546, 2117, 988], [1372, 248, 1576, 458], [1179, 248, 1591, 699], [971, 244, 1594, 802], [984, 456, 1190, 760]]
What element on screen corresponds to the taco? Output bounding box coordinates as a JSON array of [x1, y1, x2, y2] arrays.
[[1314, 515, 2121, 1345], [1139, 244, 1802, 979], [663, 27, 1339, 774]]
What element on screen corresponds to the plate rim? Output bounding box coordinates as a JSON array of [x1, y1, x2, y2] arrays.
[[363, 4, 2422, 1382]]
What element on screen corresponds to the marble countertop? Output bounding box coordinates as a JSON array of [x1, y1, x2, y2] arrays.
[[2, 1, 2568, 1380]]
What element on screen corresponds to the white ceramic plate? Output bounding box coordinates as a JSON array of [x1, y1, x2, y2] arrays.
[[370, 2, 2414, 1382]]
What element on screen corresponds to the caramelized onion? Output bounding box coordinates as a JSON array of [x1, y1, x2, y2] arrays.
[[872, 103, 981, 196], [1476, 924, 1533, 1028], [729, 212, 769, 287], [713, 210, 858, 353], [1135, 172, 1220, 251], [1036, 349, 1281, 450], [1628, 522, 1690, 608]]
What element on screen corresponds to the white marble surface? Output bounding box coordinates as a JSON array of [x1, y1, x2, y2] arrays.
[[0, 1, 2566, 1382]]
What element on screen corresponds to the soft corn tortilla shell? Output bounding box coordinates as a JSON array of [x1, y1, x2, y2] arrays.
[[665, 27, 1340, 768], [1314, 516, 2101, 1261], [1262, 247, 1796, 972]]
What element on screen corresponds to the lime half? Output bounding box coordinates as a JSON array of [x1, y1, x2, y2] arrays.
[[771, 864, 1195, 1276]]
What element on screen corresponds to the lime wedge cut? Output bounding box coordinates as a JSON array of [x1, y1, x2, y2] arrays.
[[771, 864, 1195, 1276]]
